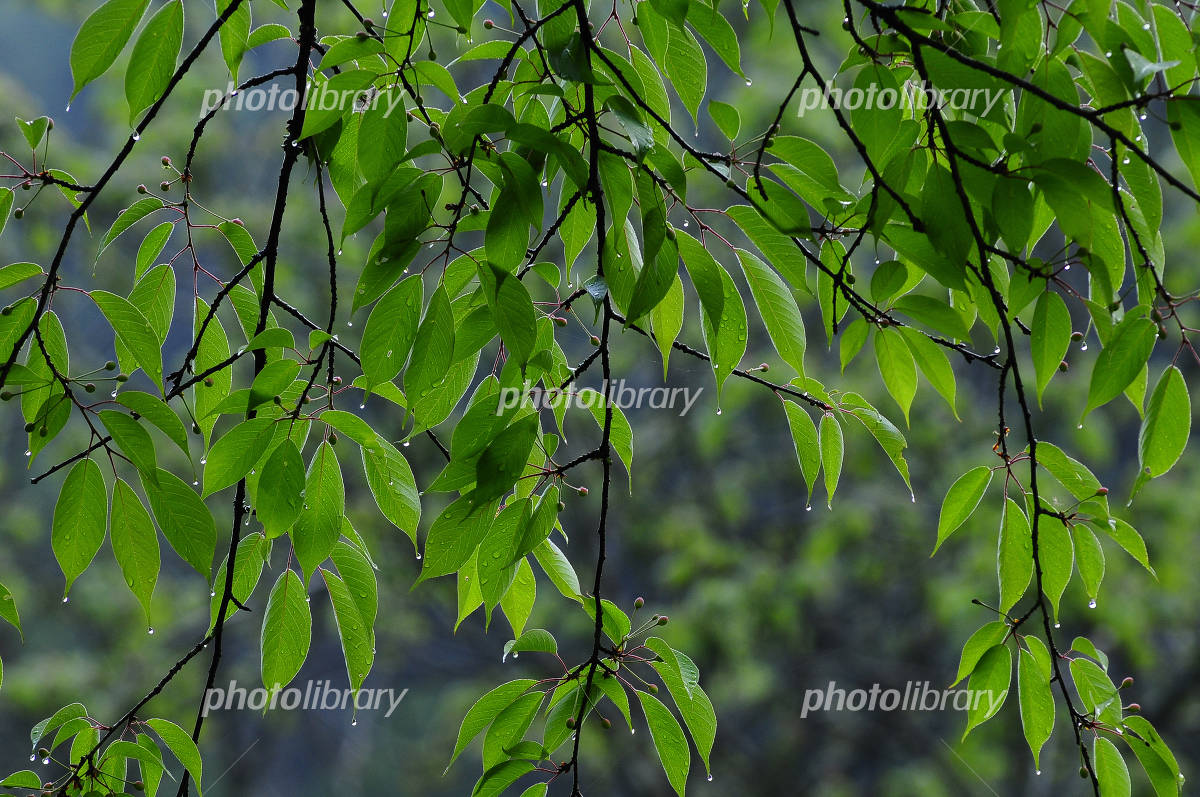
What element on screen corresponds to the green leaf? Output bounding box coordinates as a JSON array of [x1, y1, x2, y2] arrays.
[[203, 417, 275, 496], [362, 439, 421, 545], [260, 569, 311, 689], [96, 198, 166, 262], [637, 691, 690, 797], [708, 99, 740, 140], [951, 622, 1009, 687], [736, 249, 806, 377], [1031, 291, 1072, 406], [99, 410, 158, 480], [69, 0, 151, 101], [361, 275, 422, 392], [52, 459, 107, 597], [1138, 365, 1190, 479], [0, 262, 44, 291], [840, 392, 912, 496], [145, 718, 202, 795], [479, 263, 537, 366], [578, 389, 634, 490], [143, 468, 216, 581], [110, 478, 159, 626], [1091, 516, 1156, 577], [819, 412, 843, 508], [92, 290, 163, 391], [1094, 736, 1132, 797], [1040, 516, 1074, 621], [1017, 647, 1054, 769], [874, 327, 917, 423], [962, 644, 1011, 739], [216, 0, 252, 82], [0, 581, 20, 639], [446, 679, 537, 772], [1085, 316, 1157, 418], [782, 400, 819, 504], [116, 391, 189, 457], [503, 628, 558, 661], [292, 441, 345, 581], [605, 95, 655, 157], [934, 465, 992, 554], [321, 568, 374, 693], [256, 440, 305, 538], [897, 327, 959, 419], [998, 497, 1033, 613], [124, 0, 183, 124], [892, 295, 972, 341]]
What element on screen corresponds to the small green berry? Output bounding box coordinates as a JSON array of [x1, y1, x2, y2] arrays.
[[484, 18, 494, 28], [137, 184, 148, 194], [634, 597, 644, 609], [84, 383, 96, 393], [105, 360, 117, 370]]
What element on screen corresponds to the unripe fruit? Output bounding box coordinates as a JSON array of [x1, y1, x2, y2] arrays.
[[13, 208, 23, 219], [105, 361, 117, 370], [1058, 360, 1069, 372], [134, 782, 145, 792], [38, 426, 47, 437], [1070, 331, 1084, 341], [484, 19, 494, 28], [577, 486, 588, 496], [601, 717, 612, 728], [565, 717, 576, 729], [137, 184, 148, 194], [428, 49, 437, 61], [161, 156, 171, 166], [356, 30, 370, 40], [456, 25, 468, 34], [552, 316, 567, 327], [725, 177, 737, 189], [363, 17, 375, 28], [657, 615, 668, 625], [469, 204, 480, 215], [1126, 702, 1141, 713], [329, 433, 338, 445], [1095, 487, 1109, 496], [1080, 767, 1090, 779], [84, 383, 96, 393], [664, 226, 676, 241], [117, 374, 129, 382], [845, 273, 856, 284], [160, 181, 171, 191], [589, 335, 600, 346], [37, 749, 48, 759], [1120, 676, 1134, 689], [204, 377, 214, 387], [648, 684, 659, 694], [634, 597, 644, 609], [192, 422, 201, 434], [24, 422, 34, 433], [232, 218, 245, 226], [759, 363, 769, 372], [557, 501, 566, 512]]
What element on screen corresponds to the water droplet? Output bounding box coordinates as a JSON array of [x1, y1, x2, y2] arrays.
[[347, 321, 354, 327], [631, 728, 636, 735], [682, 219, 689, 228], [707, 775, 714, 782], [910, 493, 916, 503], [65, 103, 71, 112], [351, 718, 358, 726], [1142, 22, 1150, 29], [388, 479, 394, 486], [359, 403, 367, 410], [41, 757, 49, 765], [1139, 113, 1147, 121], [1106, 51, 1113, 57], [193, 480, 199, 486], [62, 596, 69, 603], [29, 754, 35, 762], [540, 179, 548, 187], [305, 595, 311, 603], [1088, 598, 1097, 608], [337, 248, 343, 256], [1122, 157, 1130, 164], [426, 8, 435, 16], [132, 132, 141, 142], [201, 457, 207, 465], [415, 552, 422, 560], [744, 78, 753, 86], [716, 408, 723, 416], [805, 505, 812, 512], [24, 450, 31, 457], [147, 627, 155, 635], [1036, 770, 1042, 775], [402, 441, 410, 447], [1077, 424, 1084, 430], [111, 390, 119, 398], [211, 590, 216, 597]]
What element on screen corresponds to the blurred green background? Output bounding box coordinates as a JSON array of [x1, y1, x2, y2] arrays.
[[0, 1, 1197, 794]]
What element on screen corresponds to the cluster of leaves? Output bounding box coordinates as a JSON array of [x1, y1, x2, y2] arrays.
[[0, 0, 1198, 793]]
